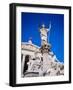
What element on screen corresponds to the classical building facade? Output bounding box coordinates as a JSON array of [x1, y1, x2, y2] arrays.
[[21, 24, 64, 77]]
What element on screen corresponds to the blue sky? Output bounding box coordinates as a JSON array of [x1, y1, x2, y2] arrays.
[[21, 12, 64, 63]]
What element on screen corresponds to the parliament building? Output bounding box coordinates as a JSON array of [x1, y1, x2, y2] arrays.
[[21, 24, 64, 77]]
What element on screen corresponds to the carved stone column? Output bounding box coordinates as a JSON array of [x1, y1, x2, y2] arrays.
[[21, 54, 25, 77]]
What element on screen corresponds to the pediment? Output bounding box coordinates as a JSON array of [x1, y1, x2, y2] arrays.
[[21, 42, 40, 52]]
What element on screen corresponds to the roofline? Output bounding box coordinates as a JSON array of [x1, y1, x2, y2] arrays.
[[21, 42, 40, 49]]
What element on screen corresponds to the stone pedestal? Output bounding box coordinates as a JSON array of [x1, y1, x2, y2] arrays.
[[40, 44, 51, 75]]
